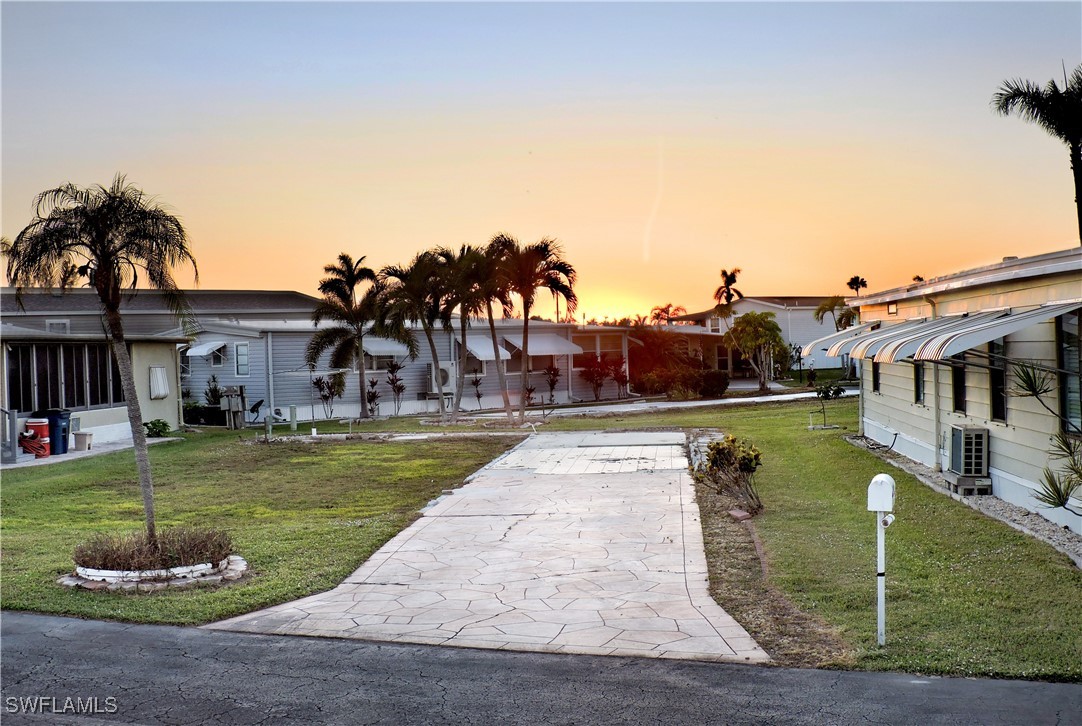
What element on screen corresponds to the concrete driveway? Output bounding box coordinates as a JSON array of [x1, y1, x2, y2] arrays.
[[209, 431, 768, 663]]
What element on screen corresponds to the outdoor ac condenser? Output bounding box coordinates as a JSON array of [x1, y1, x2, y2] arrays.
[[949, 426, 989, 478], [427, 362, 456, 394]]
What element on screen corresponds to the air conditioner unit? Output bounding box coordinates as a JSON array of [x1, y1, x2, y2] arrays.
[[949, 426, 989, 478], [427, 362, 456, 394]]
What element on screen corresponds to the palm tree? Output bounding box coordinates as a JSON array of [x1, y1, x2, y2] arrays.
[[713, 267, 744, 316], [847, 276, 868, 296], [480, 236, 517, 424], [813, 295, 849, 332], [305, 254, 413, 420], [993, 65, 1082, 245], [380, 252, 451, 422], [649, 303, 687, 325], [499, 235, 577, 423], [437, 244, 489, 422], [4, 174, 198, 544]]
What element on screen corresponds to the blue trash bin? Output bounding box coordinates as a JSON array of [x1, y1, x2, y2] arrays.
[[46, 409, 72, 455]]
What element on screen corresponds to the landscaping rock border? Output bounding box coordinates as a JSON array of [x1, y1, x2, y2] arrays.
[[58, 555, 248, 592]]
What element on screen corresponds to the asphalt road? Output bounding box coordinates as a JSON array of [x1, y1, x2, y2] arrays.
[[2, 612, 1078, 725]]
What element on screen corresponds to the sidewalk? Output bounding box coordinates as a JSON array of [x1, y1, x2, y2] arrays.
[[208, 431, 769, 663]]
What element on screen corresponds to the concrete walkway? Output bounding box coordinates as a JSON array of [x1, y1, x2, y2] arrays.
[[208, 431, 769, 663]]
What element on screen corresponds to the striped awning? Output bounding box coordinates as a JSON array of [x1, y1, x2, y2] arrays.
[[800, 322, 878, 358], [913, 302, 1081, 361], [873, 311, 1007, 363], [827, 320, 926, 358]]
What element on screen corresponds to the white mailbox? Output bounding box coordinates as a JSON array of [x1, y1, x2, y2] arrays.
[[867, 474, 896, 512]]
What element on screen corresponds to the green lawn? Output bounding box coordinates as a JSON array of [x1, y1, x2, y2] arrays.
[[4, 398, 1080, 680], [1, 431, 519, 624]]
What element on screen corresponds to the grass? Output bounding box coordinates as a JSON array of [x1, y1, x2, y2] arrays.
[[778, 366, 852, 388], [1, 431, 519, 624], [4, 396, 1080, 680]]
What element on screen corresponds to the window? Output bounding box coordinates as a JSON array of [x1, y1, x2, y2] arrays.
[[210, 347, 224, 368], [180, 351, 191, 379], [1059, 312, 1081, 434], [989, 339, 1007, 423], [464, 352, 487, 377], [871, 361, 881, 393], [951, 354, 966, 414], [913, 362, 925, 404], [5, 343, 124, 412], [45, 319, 70, 334], [887, 303, 898, 316], [149, 366, 169, 400], [235, 343, 250, 376], [363, 353, 398, 371]]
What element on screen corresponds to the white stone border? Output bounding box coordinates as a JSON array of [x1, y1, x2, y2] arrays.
[[58, 555, 248, 592]]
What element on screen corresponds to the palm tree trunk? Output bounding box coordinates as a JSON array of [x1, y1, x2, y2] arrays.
[[104, 308, 157, 545], [422, 323, 447, 423], [357, 335, 370, 419], [487, 301, 515, 424], [519, 305, 531, 424], [451, 311, 469, 423], [1071, 142, 1082, 246]]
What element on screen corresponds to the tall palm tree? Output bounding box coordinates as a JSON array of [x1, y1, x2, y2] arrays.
[[305, 254, 413, 420], [437, 244, 488, 422], [993, 65, 1082, 245], [4, 174, 198, 544], [847, 276, 868, 295], [499, 235, 577, 424], [482, 235, 517, 424], [379, 252, 451, 422]]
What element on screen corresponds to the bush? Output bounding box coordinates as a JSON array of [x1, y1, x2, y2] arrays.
[[74, 527, 233, 571], [696, 435, 764, 514], [700, 370, 730, 398], [143, 419, 171, 438]]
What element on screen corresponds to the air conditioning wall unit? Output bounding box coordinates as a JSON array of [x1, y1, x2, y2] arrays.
[[949, 426, 989, 478], [427, 362, 456, 394]]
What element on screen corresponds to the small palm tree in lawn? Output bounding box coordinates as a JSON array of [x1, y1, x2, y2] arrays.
[[499, 235, 577, 424], [437, 244, 488, 423], [813, 295, 849, 332], [4, 174, 198, 545], [846, 276, 868, 296], [380, 252, 451, 422], [305, 253, 412, 420], [993, 65, 1082, 245]]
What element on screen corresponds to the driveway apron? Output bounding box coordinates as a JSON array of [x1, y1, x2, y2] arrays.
[[207, 432, 769, 663]]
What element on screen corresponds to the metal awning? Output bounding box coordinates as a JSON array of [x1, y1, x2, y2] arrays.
[[502, 333, 584, 356], [186, 341, 227, 357], [827, 320, 925, 358], [362, 337, 410, 357], [913, 301, 1082, 361], [460, 334, 510, 361], [874, 311, 1006, 363], [800, 322, 879, 358]]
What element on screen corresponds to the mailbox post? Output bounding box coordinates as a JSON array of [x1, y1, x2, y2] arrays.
[[867, 473, 896, 646]]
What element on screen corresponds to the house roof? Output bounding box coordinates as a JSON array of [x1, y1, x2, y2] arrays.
[[1, 288, 321, 315], [0, 321, 188, 344], [671, 296, 834, 322]]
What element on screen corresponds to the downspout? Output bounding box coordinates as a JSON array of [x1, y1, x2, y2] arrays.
[[924, 295, 942, 471], [265, 332, 274, 422]]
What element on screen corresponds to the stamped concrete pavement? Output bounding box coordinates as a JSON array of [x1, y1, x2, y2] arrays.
[[208, 431, 768, 663]]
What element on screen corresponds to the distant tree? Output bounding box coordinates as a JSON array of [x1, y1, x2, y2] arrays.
[[5, 174, 198, 545], [650, 303, 687, 325], [713, 267, 744, 320], [912, 275, 925, 283], [608, 356, 629, 399], [579, 355, 611, 401], [846, 276, 868, 295], [813, 295, 849, 332], [437, 244, 488, 423], [993, 64, 1082, 245], [729, 311, 786, 392], [482, 236, 517, 424]]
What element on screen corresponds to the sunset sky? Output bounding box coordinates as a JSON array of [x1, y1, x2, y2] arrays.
[[3, 2, 1079, 322]]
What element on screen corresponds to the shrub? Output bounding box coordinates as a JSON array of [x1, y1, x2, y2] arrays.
[[74, 527, 233, 571], [143, 419, 171, 438], [696, 435, 764, 514], [700, 370, 730, 398]]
